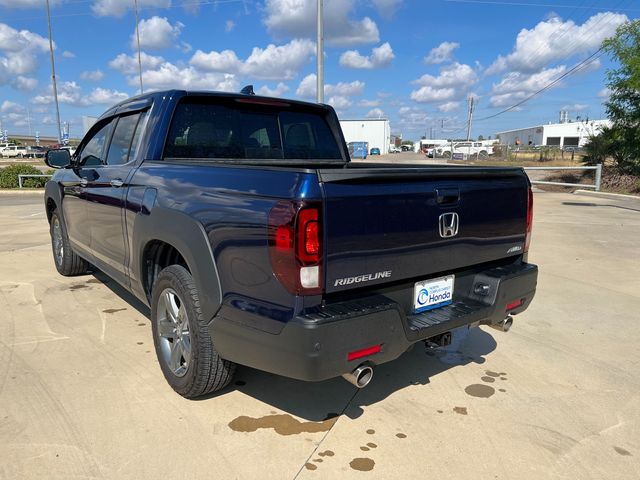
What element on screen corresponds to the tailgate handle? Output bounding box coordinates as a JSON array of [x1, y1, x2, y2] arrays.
[[436, 188, 460, 205]]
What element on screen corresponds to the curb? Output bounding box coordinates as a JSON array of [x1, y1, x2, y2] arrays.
[[574, 189, 640, 202], [0, 189, 45, 195]]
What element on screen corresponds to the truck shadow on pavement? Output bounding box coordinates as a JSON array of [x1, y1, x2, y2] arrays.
[[205, 327, 498, 421], [90, 269, 498, 421]]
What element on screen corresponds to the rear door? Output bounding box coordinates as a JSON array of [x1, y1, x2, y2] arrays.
[[319, 167, 530, 294]]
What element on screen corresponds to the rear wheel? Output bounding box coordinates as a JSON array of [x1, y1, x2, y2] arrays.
[[50, 210, 90, 276], [443, 151, 451, 158], [478, 150, 488, 158], [151, 265, 235, 398]]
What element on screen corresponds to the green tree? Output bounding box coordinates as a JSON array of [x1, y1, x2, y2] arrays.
[[477, 135, 485, 141], [602, 19, 640, 174]]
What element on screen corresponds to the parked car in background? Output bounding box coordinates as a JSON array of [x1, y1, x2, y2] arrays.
[[25, 146, 46, 158], [370, 147, 381, 155], [59, 145, 76, 157], [389, 146, 400, 153], [1, 145, 28, 158]]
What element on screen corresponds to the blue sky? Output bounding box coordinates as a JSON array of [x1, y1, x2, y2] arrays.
[[0, 0, 636, 141]]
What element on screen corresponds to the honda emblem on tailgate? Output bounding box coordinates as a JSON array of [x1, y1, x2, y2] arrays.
[[439, 212, 459, 238]]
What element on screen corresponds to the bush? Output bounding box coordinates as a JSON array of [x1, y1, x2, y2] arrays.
[[0, 164, 51, 189]]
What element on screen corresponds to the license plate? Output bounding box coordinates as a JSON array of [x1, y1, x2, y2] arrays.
[[414, 275, 455, 313]]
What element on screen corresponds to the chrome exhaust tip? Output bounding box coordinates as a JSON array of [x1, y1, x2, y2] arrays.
[[342, 364, 374, 388], [489, 316, 513, 332]]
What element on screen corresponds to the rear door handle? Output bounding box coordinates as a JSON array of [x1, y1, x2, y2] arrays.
[[110, 179, 124, 188], [436, 188, 460, 205]]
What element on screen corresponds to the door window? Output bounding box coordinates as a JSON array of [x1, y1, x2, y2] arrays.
[[105, 111, 147, 166], [78, 120, 115, 167]]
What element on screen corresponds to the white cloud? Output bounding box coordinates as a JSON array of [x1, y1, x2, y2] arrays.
[[296, 74, 364, 111], [32, 81, 129, 107], [80, 69, 105, 81], [371, 0, 402, 18], [1, 100, 24, 113], [190, 39, 315, 80], [136, 63, 239, 92], [438, 101, 460, 112], [92, 0, 170, 17], [366, 107, 385, 118], [14, 76, 37, 91], [264, 0, 379, 46], [598, 87, 611, 99], [0, 0, 59, 7], [396, 106, 433, 131], [225, 20, 235, 32], [133, 16, 183, 50], [339, 42, 394, 69], [62, 50, 76, 58], [561, 103, 588, 111], [489, 65, 566, 107], [0, 23, 50, 89], [410, 62, 478, 104], [109, 52, 165, 74], [486, 12, 627, 75], [86, 88, 129, 105], [424, 41, 459, 64], [256, 83, 290, 97], [359, 99, 380, 107]]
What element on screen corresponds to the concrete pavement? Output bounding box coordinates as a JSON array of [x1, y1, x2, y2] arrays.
[[0, 191, 639, 479]]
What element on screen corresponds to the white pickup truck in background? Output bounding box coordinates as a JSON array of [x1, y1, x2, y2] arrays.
[[0, 145, 28, 158], [437, 142, 493, 158]]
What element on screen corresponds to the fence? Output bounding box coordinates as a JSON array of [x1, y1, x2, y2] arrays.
[[18, 174, 53, 188], [523, 165, 602, 191]]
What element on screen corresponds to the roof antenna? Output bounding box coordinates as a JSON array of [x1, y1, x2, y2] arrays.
[[240, 85, 255, 95]]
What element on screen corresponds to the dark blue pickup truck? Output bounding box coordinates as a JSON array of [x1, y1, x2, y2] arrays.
[[44, 89, 537, 398]]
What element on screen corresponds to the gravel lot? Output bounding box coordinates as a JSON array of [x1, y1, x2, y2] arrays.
[[1, 189, 639, 479]]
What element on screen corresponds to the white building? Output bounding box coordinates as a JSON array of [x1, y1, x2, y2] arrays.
[[496, 119, 611, 148], [339, 119, 391, 154]]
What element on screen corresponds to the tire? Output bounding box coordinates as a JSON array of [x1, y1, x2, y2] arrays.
[[151, 265, 235, 398], [478, 150, 488, 158], [443, 151, 451, 158], [50, 210, 90, 276]]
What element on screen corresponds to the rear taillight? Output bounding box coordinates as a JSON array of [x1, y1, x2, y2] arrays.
[[268, 201, 323, 295], [524, 187, 533, 253]]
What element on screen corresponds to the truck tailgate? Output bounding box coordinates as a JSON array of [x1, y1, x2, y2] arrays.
[[318, 166, 530, 294]]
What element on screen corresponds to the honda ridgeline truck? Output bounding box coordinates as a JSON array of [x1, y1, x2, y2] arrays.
[[44, 89, 537, 398]]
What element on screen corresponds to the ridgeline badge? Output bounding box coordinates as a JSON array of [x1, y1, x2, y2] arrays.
[[334, 270, 392, 287]]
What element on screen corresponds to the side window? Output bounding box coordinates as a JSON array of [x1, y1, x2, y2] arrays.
[[78, 120, 114, 167], [105, 112, 146, 166]]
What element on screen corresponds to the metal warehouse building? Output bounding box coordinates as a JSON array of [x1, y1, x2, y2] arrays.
[[339, 119, 391, 154], [496, 118, 611, 148]]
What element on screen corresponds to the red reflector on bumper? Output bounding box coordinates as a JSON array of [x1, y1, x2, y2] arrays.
[[506, 299, 523, 311], [347, 345, 382, 362]]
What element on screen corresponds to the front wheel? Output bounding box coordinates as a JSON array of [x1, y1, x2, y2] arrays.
[[151, 265, 235, 398], [50, 210, 90, 276]]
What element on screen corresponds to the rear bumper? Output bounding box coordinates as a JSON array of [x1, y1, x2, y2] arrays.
[[210, 261, 538, 382]]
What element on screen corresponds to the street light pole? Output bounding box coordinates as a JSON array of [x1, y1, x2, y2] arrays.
[[316, 0, 324, 103], [45, 0, 62, 144], [134, 0, 144, 94]]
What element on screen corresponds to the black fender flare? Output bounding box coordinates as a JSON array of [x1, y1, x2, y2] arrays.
[[130, 206, 223, 321], [44, 180, 63, 223]]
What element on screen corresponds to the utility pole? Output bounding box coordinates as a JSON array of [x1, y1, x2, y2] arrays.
[[46, 0, 62, 144], [134, 0, 144, 94], [465, 96, 475, 141], [316, 0, 324, 103]]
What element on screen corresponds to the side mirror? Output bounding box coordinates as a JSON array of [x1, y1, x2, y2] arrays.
[[45, 149, 71, 169]]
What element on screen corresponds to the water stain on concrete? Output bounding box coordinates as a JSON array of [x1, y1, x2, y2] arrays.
[[103, 308, 127, 314], [350, 458, 375, 471], [138, 323, 145, 326], [228, 414, 338, 436], [69, 284, 89, 291], [437, 410, 443, 413], [366, 429, 375, 434], [313, 458, 323, 463], [481, 376, 495, 383], [485, 370, 501, 377], [499, 388, 506, 393], [304, 463, 317, 471], [367, 443, 377, 448], [453, 407, 468, 415], [465, 384, 495, 398], [318, 450, 334, 457], [360, 446, 370, 451], [87, 278, 105, 284], [614, 446, 632, 456], [396, 433, 407, 439], [136, 342, 143, 345]]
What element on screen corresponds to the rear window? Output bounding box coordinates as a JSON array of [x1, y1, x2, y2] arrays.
[[163, 96, 343, 162]]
